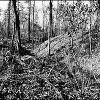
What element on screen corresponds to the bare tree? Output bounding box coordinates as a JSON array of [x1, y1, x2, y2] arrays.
[[32, 0, 35, 47], [7, 0, 11, 38], [28, 0, 31, 42], [89, 1, 92, 57], [42, 0, 44, 32], [50, 0, 53, 37], [56, 0, 61, 35], [11, 21, 16, 54], [12, 0, 21, 52], [48, 0, 53, 55]]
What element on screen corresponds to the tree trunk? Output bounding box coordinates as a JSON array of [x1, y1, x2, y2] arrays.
[[42, 0, 44, 32], [70, 0, 75, 49], [48, 0, 53, 55], [42, 0, 46, 43], [12, 21, 16, 44], [12, 0, 21, 52], [89, 4, 92, 57], [32, 0, 35, 47], [28, 0, 31, 42], [50, 0, 53, 37], [7, 0, 11, 38], [11, 21, 16, 54], [56, 0, 59, 36]]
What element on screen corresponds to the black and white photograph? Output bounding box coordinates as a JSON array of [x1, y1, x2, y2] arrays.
[[0, 0, 100, 100]]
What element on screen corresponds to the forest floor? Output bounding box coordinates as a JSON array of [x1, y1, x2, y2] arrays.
[[0, 32, 100, 100]]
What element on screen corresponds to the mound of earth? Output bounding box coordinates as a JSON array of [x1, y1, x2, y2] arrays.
[[33, 32, 100, 77]]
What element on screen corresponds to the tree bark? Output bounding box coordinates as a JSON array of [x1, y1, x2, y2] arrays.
[[11, 21, 16, 54], [89, 2, 92, 58], [28, 0, 31, 42], [7, 0, 11, 38], [32, 0, 35, 47], [50, 0, 53, 37], [42, 0, 44, 32], [48, 0, 53, 55], [12, 0, 21, 52]]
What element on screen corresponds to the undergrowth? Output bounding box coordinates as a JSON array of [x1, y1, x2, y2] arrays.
[[0, 45, 100, 100]]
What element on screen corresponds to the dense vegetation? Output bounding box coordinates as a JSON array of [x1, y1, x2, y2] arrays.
[[0, 0, 100, 100]]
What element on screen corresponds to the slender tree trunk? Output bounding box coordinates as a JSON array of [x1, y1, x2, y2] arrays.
[[33, 0, 35, 33], [50, 0, 53, 37], [7, 0, 11, 38], [56, 0, 59, 36], [32, 0, 35, 47], [12, 0, 21, 51], [42, 0, 47, 42], [28, 0, 31, 42], [13, 21, 16, 43], [55, 0, 61, 36], [42, 0, 44, 32], [11, 21, 16, 54], [89, 8, 92, 58], [33, 0, 35, 30], [48, 0, 53, 55], [71, 0, 74, 48]]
